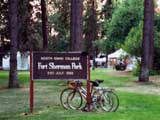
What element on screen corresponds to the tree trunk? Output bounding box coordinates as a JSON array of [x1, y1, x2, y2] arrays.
[[149, 0, 154, 69], [84, 1, 98, 69], [41, 0, 48, 51], [139, 0, 154, 82], [70, 0, 76, 51], [105, 52, 108, 68], [91, 1, 98, 68], [0, 55, 2, 69], [70, 0, 83, 51], [8, 0, 19, 88], [17, 0, 29, 52]]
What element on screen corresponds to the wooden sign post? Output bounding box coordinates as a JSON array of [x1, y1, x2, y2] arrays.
[[87, 53, 91, 111], [30, 51, 34, 113]]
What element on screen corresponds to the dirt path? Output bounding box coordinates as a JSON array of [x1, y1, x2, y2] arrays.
[[117, 85, 160, 95], [109, 70, 160, 95]]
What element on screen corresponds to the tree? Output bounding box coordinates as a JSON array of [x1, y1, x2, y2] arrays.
[[84, 0, 98, 69], [15, 0, 44, 52], [139, 0, 154, 82], [41, 0, 48, 50], [92, 0, 114, 68], [0, 0, 9, 39], [153, 14, 160, 71], [104, 0, 143, 49], [27, 1, 43, 51], [148, 0, 154, 69], [122, 14, 160, 75], [70, 0, 83, 51], [101, 0, 114, 67], [48, 0, 70, 52], [101, 0, 113, 19], [17, 0, 29, 52], [84, 1, 96, 51], [8, 0, 19, 88], [122, 21, 143, 58]]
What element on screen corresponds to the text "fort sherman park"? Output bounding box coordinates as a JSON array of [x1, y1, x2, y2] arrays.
[[32, 52, 88, 80]]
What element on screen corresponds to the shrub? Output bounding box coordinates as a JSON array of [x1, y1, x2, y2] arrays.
[[132, 62, 140, 76]]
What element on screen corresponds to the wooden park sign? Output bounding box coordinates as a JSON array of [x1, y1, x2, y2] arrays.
[[30, 51, 91, 113], [32, 52, 87, 80]]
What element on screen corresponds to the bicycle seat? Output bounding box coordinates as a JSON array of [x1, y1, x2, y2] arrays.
[[90, 79, 104, 87], [96, 79, 104, 83]]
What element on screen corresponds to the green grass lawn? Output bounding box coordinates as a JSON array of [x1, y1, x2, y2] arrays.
[[0, 68, 160, 120]]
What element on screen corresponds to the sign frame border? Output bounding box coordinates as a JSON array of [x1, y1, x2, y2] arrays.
[[32, 51, 88, 80]]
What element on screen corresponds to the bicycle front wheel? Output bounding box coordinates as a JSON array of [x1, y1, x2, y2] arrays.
[[67, 90, 83, 110], [60, 88, 75, 109]]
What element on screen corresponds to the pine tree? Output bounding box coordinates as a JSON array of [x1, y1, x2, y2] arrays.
[[8, 0, 19, 88], [139, 0, 154, 82], [70, 0, 83, 51]]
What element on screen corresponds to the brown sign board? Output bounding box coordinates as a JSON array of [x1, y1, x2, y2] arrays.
[[32, 52, 88, 80]]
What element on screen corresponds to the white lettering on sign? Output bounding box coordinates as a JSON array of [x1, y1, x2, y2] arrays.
[[65, 57, 80, 61], [38, 62, 48, 69], [41, 57, 53, 60], [72, 62, 82, 70], [66, 71, 74, 75], [37, 62, 83, 70], [55, 71, 64, 75], [47, 71, 54, 75], [49, 62, 71, 70], [53, 57, 64, 60]]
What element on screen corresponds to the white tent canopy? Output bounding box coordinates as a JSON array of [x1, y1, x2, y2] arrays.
[[2, 52, 29, 70], [108, 49, 128, 59]]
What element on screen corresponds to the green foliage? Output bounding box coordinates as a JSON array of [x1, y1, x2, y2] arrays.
[[101, 0, 113, 19], [0, 0, 43, 51], [83, 1, 98, 52], [0, 0, 9, 38], [48, 0, 70, 51], [27, 25, 43, 50], [93, 39, 104, 52], [123, 22, 142, 76], [104, 0, 143, 49], [132, 62, 141, 76], [153, 15, 160, 70], [48, 35, 69, 52], [17, 0, 29, 51], [123, 14, 160, 72], [149, 69, 160, 76], [94, 38, 114, 54], [122, 21, 143, 57]]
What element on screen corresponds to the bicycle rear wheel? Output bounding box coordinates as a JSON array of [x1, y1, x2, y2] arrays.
[[67, 90, 83, 110], [100, 91, 113, 112], [60, 88, 74, 109]]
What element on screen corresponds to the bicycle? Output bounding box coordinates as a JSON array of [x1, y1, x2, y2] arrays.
[[60, 80, 119, 112]]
